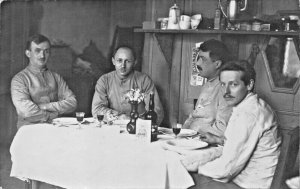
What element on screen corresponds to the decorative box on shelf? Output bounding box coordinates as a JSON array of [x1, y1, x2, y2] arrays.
[[142, 21, 160, 29]]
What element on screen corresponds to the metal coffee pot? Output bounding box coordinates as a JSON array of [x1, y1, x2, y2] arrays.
[[167, 4, 180, 29], [227, 0, 247, 21]]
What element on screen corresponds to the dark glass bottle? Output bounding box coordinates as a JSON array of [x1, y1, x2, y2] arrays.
[[213, 4, 221, 30], [145, 92, 158, 141]]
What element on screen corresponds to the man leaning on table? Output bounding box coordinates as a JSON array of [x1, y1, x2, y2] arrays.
[[91, 46, 164, 125], [183, 39, 233, 137], [183, 60, 281, 189], [11, 34, 77, 128]]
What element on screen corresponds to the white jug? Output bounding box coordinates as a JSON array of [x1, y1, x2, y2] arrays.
[[227, 0, 247, 21], [167, 4, 180, 29]]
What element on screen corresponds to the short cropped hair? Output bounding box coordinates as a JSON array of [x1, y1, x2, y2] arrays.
[[26, 34, 51, 50], [199, 39, 232, 63], [112, 46, 136, 60], [220, 60, 256, 86]]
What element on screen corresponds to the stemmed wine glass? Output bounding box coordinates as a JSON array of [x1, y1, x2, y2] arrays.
[[97, 114, 104, 127], [172, 123, 182, 139], [76, 112, 85, 129]]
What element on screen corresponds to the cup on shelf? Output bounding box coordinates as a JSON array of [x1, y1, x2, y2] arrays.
[[158, 17, 169, 30], [191, 14, 202, 29], [179, 15, 191, 29]]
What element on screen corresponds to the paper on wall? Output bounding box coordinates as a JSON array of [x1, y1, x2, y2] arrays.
[[190, 42, 207, 86]]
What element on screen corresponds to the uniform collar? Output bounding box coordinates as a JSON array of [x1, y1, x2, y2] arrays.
[[27, 64, 48, 74], [208, 76, 219, 83], [206, 75, 220, 87], [115, 70, 135, 82], [232, 92, 256, 111]]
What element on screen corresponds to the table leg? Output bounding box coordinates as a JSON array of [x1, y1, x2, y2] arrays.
[[24, 180, 39, 189], [24, 180, 30, 189], [31, 180, 39, 189]]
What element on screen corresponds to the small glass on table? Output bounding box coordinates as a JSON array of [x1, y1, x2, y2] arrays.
[[172, 123, 182, 139], [76, 112, 85, 129], [97, 114, 104, 127]]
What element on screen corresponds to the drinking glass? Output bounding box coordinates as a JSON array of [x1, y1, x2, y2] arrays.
[[172, 123, 182, 139], [97, 114, 104, 127], [76, 112, 85, 129]]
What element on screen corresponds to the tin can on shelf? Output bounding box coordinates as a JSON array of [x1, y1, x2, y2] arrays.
[[240, 22, 251, 31], [252, 21, 261, 31]]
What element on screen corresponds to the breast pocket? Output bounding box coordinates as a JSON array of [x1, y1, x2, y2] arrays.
[[193, 101, 215, 118]]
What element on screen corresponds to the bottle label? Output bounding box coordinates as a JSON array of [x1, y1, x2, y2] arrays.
[[136, 119, 152, 144]]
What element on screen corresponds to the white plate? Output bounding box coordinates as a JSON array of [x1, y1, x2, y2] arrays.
[[158, 127, 197, 138], [52, 117, 78, 125], [166, 139, 208, 150], [113, 120, 130, 125], [286, 176, 299, 189]]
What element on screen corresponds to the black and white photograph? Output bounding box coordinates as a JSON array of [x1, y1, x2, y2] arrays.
[[0, 0, 299, 188]]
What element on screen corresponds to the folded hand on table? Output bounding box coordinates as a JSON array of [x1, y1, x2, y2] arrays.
[[200, 132, 225, 146], [104, 110, 119, 123], [104, 111, 130, 125], [181, 146, 223, 172], [118, 114, 130, 120]]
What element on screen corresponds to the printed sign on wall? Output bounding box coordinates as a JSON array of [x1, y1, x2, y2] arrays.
[[190, 42, 207, 86]]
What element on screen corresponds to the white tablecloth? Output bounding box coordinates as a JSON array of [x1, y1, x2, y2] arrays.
[[10, 124, 194, 189]]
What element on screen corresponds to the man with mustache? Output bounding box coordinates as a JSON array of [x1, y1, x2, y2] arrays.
[[92, 46, 164, 125], [183, 39, 232, 137], [11, 34, 77, 128], [183, 60, 281, 189]]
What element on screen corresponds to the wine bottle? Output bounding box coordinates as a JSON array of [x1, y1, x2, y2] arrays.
[[214, 4, 221, 30], [144, 92, 158, 141]]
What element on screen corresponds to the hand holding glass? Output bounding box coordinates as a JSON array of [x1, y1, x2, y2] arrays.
[[173, 123, 182, 138], [76, 112, 85, 129]]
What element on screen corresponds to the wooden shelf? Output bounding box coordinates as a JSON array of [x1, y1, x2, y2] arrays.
[[134, 28, 299, 37], [277, 10, 300, 16]]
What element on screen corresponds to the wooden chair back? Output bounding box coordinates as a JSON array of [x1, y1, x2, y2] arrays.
[[270, 126, 299, 189]]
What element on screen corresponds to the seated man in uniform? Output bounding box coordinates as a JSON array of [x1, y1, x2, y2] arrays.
[[91, 46, 164, 125], [183, 39, 233, 136], [11, 34, 77, 128], [183, 60, 281, 189]]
